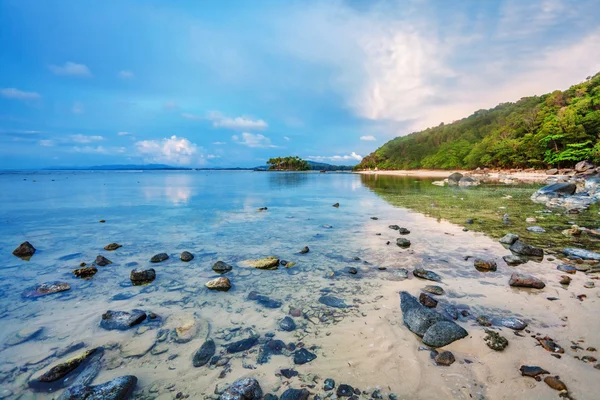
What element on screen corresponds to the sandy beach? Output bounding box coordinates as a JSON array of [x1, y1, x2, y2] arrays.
[[354, 169, 557, 183]]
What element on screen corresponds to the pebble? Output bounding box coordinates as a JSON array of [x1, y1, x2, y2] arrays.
[[434, 351, 455, 366], [544, 376, 567, 392]]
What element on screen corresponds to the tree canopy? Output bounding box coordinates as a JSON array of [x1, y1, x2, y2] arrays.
[[266, 156, 310, 171], [356, 72, 600, 170]]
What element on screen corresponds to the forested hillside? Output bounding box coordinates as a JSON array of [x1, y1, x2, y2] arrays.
[[356, 72, 600, 170]]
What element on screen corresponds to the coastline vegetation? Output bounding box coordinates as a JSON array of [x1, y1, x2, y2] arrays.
[[266, 156, 311, 171], [357, 72, 600, 170]]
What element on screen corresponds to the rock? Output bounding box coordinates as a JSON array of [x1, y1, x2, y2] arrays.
[[419, 293, 438, 308], [562, 225, 582, 236], [509, 272, 545, 289], [257, 207, 268, 211], [170, 316, 209, 343], [400, 291, 446, 337], [323, 379, 335, 391], [100, 310, 146, 330], [546, 168, 558, 175], [293, 348, 317, 365], [289, 307, 302, 317], [280, 369, 298, 379], [13, 241, 36, 259], [95, 255, 112, 266], [299, 246, 309, 254], [5, 326, 44, 346], [519, 366, 550, 381], [562, 248, 600, 260], [130, 268, 156, 285], [23, 282, 71, 298], [492, 317, 527, 330], [502, 255, 524, 266], [447, 172, 463, 185], [213, 261, 233, 273], [509, 241, 543, 257], [333, 203, 340, 208], [584, 281, 595, 289], [575, 160, 594, 172], [150, 253, 169, 263], [537, 337, 564, 353], [396, 238, 411, 248], [398, 227, 410, 235], [434, 351, 455, 366], [58, 375, 137, 400], [525, 217, 537, 223], [389, 225, 400, 230], [220, 378, 262, 400], [544, 376, 567, 392], [257, 339, 286, 364], [264, 395, 278, 400], [206, 277, 231, 291], [280, 388, 309, 400], [318, 295, 349, 308], [413, 268, 442, 282], [474, 258, 497, 271], [248, 292, 282, 308], [534, 182, 577, 196], [477, 316, 491, 327], [243, 256, 280, 270], [557, 264, 577, 274], [346, 267, 358, 275], [279, 316, 296, 332], [527, 226, 546, 233], [336, 384, 354, 397], [499, 233, 519, 245], [120, 331, 156, 358], [458, 176, 479, 187], [180, 251, 194, 262], [73, 266, 98, 279], [559, 275, 571, 285], [484, 329, 508, 351], [422, 321, 468, 348], [193, 339, 216, 367], [226, 337, 258, 353], [104, 243, 122, 251], [422, 285, 444, 295], [29, 348, 100, 389]]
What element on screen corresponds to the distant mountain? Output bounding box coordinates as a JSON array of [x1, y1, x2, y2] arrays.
[[253, 160, 354, 171]]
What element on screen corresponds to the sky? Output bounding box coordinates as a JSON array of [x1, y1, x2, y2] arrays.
[[1, 0, 600, 169]]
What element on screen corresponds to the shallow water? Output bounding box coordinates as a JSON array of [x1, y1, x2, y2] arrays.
[[0, 171, 599, 400]]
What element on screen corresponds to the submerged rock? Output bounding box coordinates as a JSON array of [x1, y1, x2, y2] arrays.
[[180, 251, 194, 262], [299, 246, 309, 254], [293, 348, 317, 365], [257, 339, 286, 364], [422, 285, 444, 295], [206, 277, 231, 291], [333, 203, 340, 208], [396, 238, 411, 248], [557, 264, 577, 274], [73, 266, 98, 279], [226, 337, 259, 353], [95, 255, 112, 266], [323, 379, 335, 391], [474, 258, 497, 271], [509, 272, 545, 289], [484, 329, 508, 351], [413, 268, 442, 282], [104, 243, 122, 251], [280, 388, 309, 400], [193, 339, 216, 367], [458, 176, 479, 187], [5, 326, 44, 346], [389, 225, 400, 230], [59, 375, 137, 400], [213, 261, 233, 273], [503, 255, 524, 266], [150, 253, 169, 263], [248, 291, 282, 308], [499, 233, 519, 245], [318, 295, 349, 308], [422, 321, 468, 348], [400, 291, 446, 337], [244, 256, 280, 270], [100, 310, 146, 330], [447, 172, 463, 185], [220, 378, 263, 400], [562, 248, 600, 260], [23, 282, 71, 299], [279, 316, 296, 331], [280, 368, 298, 379], [29, 348, 99, 389], [13, 241, 36, 259], [130, 268, 156, 285], [509, 241, 543, 257], [398, 227, 410, 235]]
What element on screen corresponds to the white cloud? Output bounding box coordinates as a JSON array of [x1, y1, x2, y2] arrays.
[[232, 132, 276, 148], [118, 131, 132, 136], [1, 88, 41, 100], [135, 135, 203, 165], [212, 141, 227, 145], [307, 152, 363, 163], [118, 70, 135, 79], [208, 111, 268, 130], [360, 135, 376, 141], [39, 140, 54, 147], [72, 102, 84, 114], [284, 136, 291, 141], [49, 62, 92, 77], [70, 134, 104, 143], [73, 146, 125, 154]]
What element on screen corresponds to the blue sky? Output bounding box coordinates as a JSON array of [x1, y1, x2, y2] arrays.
[[1, 0, 599, 169]]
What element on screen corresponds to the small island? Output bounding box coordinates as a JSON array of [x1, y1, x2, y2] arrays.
[[266, 156, 311, 171]]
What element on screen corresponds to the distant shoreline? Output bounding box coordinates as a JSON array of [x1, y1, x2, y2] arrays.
[[353, 169, 553, 182]]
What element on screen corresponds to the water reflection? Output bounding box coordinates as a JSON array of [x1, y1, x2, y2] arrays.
[[142, 173, 195, 205], [267, 172, 309, 189]]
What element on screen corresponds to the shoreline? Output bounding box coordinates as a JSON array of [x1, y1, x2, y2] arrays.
[[354, 169, 555, 182]]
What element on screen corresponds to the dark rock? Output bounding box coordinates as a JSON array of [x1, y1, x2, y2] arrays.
[[213, 261, 233, 273], [23, 282, 71, 299], [422, 285, 444, 295], [333, 203, 340, 208], [13, 241, 36, 259], [544, 376, 567, 392], [557, 264, 577, 274], [434, 351, 455, 366], [220, 378, 263, 400], [474, 258, 497, 271], [318, 295, 349, 308], [100, 310, 146, 330], [499, 233, 519, 245], [398, 227, 410, 235], [293, 348, 317, 365], [73, 266, 98, 279], [396, 238, 411, 248], [299, 246, 309, 254], [323, 379, 335, 391], [422, 321, 468, 348], [559, 275, 571, 285], [346, 267, 358, 275], [400, 291, 446, 337], [477, 316, 491, 327], [537, 337, 564, 353], [280, 369, 298, 379], [193, 339, 216, 367], [509, 272, 545, 289], [336, 384, 354, 397], [58, 375, 137, 400], [509, 241, 543, 257], [465, 218, 474, 224], [484, 329, 508, 351], [447, 172, 463, 185], [536, 182, 577, 196], [371, 389, 383, 399], [279, 316, 296, 332], [257, 339, 286, 364], [280, 389, 309, 400], [419, 293, 438, 308], [206, 277, 231, 291], [180, 251, 194, 262], [248, 292, 282, 308], [130, 268, 156, 285], [503, 255, 524, 266], [150, 253, 169, 263], [226, 337, 258, 353], [443, 304, 459, 320], [562, 248, 600, 260], [413, 268, 442, 282], [519, 365, 550, 381], [95, 255, 112, 266], [104, 243, 122, 251], [389, 225, 400, 230], [29, 348, 99, 388], [264, 395, 278, 400]]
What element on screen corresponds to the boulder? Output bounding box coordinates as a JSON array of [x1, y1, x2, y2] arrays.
[[130, 269, 156, 285], [100, 310, 146, 330], [545, 168, 558, 175], [58, 375, 137, 400], [399, 292, 446, 337], [473, 258, 497, 271], [213, 261, 233, 273], [12, 241, 36, 259], [509, 240, 543, 257], [22, 282, 71, 299], [562, 248, 600, 260], [575, 160, 594, 172], [206, 277, 231, 291], [193, 339, 216, 367], [447, 172, 463, 186], [180, 251, 194, 262], [318, 295, 349, 308], [535, 182, 577, 196], [73, 266, 98, 279], [499, 233, 519, 245], [150, 253, 169, 263], [509, 272, 545, 289], [220, 378, 262, 400], [422, 321, 468, 348]]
